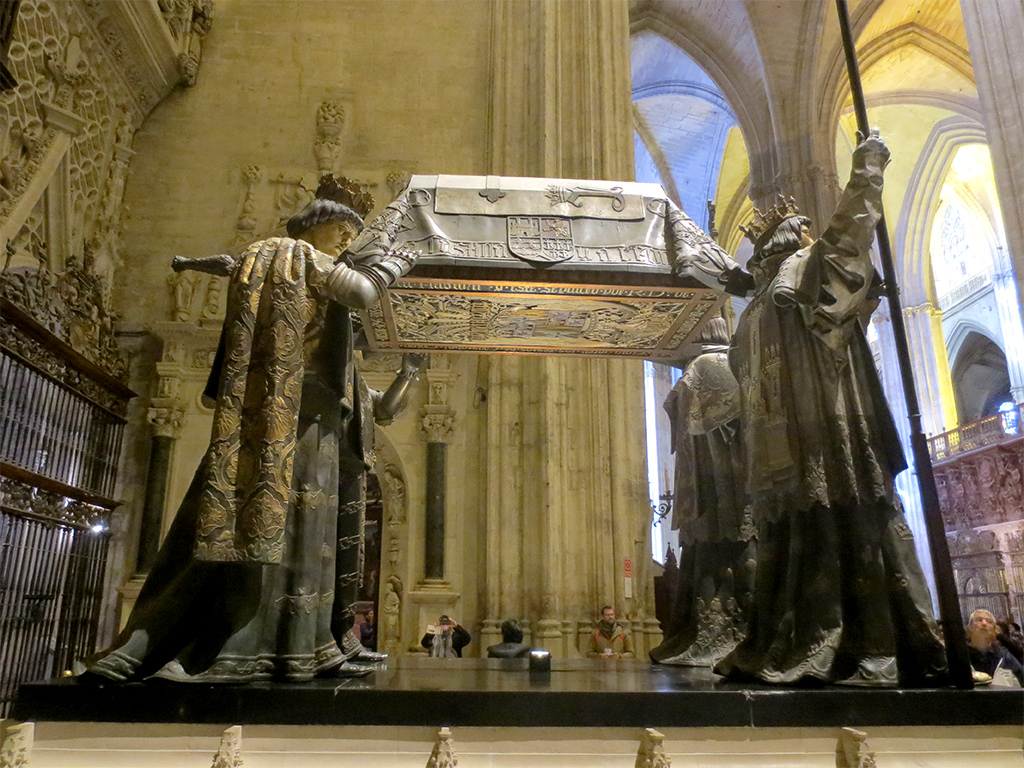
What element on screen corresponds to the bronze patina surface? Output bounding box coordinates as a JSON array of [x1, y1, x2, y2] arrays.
[[359, 175, 723, 358]]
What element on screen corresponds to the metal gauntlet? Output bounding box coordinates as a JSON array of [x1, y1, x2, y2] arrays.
[[353, 246, 419, 296]]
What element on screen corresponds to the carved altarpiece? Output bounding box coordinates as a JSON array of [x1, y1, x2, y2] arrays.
[[935, 437, 1024, 623]]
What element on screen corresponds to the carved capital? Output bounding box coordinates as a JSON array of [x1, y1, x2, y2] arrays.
[[420, 406, 456, 443], [903, 301, 940, 319], [147, 399, 186, 438]]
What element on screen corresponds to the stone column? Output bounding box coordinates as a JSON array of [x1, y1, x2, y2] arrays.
[[871, 307, 938, 604], [902, 302, 958, 436], [138, 398, 185, 573], [481, 0, 651, 657], [961, 1, 1024, 332], [420, 404, 455, 580], [993, 245, 1024, 402], [410, 358, 459, 645]]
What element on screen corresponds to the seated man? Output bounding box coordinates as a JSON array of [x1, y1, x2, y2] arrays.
[[997, 618, 1024, 665], [586, 606, 634, 659], [487, 619, 531, 658], [422, 615, 471, 658], [359, 608, 377, 652], [968, 609, 1024, 686]]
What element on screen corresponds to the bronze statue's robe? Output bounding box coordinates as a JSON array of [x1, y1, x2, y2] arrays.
[[649, 346, 753, 666], [87, 239, 374, 682], [711, 141, 946, 686]]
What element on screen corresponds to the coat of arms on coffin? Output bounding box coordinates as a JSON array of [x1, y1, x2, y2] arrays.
[[356, 174, 724, 359]]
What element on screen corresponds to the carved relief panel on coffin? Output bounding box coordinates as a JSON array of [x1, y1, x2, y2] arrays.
[[359, 175, 723, 358]]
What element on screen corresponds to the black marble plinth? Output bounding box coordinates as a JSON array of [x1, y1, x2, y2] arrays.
[[14, 658, 1022, 728]]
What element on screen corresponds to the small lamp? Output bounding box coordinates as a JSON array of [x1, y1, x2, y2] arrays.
[[528, 649, 551, 674]]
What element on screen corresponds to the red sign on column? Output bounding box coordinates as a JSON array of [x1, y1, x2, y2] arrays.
[[624, 558, 632, 576]]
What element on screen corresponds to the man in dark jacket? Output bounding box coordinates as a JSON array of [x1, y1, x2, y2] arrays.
[[968, 609, 1024, 685], [487, 619, 531, 658]]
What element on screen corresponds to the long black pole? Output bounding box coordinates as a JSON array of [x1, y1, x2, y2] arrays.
[[835, 0, 973, 688]]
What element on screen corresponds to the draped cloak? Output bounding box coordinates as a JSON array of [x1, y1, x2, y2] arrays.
[[712, 143, 947, 686], [85, 238, 376, 682]]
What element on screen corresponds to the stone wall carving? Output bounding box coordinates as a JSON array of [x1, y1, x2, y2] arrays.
[[935, 439, 1024, 530], [0, 476, 109, 527], [313, 98, 344, 173], [0, 262, 126, 381], [425, 727, 457, 768], [935, 436, 1024, 622], [0, 0, 213, 406], [835, 727, 876, 768], [1, 1, 197, 244], [0, 721, 33, 768], [380, 574, 403, 654], [380, 462, 407, 568], [233, 163, 262, 244], [421, 356, 457, 444], [158, 0, 214, 88], [634, 729, 670, 768], [210, 725, 242, 768]]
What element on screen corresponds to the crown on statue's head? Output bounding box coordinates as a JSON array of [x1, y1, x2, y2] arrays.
[[738, 194, 802, 244], [315, 173, 374, 219]]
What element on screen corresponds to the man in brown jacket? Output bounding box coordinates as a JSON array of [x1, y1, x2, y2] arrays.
[[587, 606, 635, 659]]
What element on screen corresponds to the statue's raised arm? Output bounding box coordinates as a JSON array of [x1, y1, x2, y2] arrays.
[[771, 128, 888, 350]]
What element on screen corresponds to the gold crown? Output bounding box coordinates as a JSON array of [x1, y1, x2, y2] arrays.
[[315, 173, 375, 219], [738, 194, 801, 244]]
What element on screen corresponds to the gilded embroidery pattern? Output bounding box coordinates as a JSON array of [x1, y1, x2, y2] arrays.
[[194, 239, 319, 564]]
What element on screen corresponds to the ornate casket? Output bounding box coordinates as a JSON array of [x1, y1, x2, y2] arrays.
[[359, 175, 723, 360]]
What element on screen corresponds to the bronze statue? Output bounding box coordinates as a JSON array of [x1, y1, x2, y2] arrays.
[[676, 130, 946, 686], [86, 176, 422, 682], [649, 317, 754, 668]]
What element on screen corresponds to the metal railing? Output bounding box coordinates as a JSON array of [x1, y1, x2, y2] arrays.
[[928, 403, 1023, 463], [0, 296, 133, 717]]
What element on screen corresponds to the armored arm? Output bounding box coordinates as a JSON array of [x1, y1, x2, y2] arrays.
[[667, 203, 752, 297], [319, 245, 419, 310], [372, 353, 427, 423]]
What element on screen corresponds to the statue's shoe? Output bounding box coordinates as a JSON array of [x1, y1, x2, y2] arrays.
[[352, 649, 388, 663], [834, 656, 898, 688], [323, 661, 374, 678]]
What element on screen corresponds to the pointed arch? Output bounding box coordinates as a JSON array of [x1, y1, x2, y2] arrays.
[[818, 21, 975, 178], [894, 116, 988, 305], [629, 10, 775, 193]]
